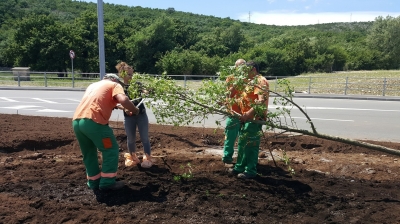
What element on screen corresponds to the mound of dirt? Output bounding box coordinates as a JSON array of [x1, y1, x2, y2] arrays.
[[1, 113, 400, 223]]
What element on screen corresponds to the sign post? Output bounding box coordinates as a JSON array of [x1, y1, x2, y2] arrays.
[[69, 50, 75, 88]]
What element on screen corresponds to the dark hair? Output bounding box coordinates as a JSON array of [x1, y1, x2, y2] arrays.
[[246, 61, 259, 74]]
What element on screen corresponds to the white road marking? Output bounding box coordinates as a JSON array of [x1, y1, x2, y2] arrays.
[[283, 116, 354, 122], [66, 98, 81, 102], [32, 98, 57, 103], [302, 106, 400, 112], [2, 105, 42, 109], [36, 109, 72, 113], [0, 97, 18, 102], [270, 105, 400, 112]]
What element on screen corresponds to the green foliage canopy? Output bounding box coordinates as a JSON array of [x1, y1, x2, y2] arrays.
[[0, 0, 399, 76]]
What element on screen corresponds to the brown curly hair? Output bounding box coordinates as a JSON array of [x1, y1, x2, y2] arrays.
[[115, 61, 133, 78]]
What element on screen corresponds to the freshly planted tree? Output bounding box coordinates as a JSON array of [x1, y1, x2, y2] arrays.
[[127, 64, 400, 157]]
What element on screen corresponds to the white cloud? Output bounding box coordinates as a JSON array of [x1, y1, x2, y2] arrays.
[[239, 11, 400, 26]]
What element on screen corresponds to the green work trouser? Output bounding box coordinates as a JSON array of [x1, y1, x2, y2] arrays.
[[72, 119, 119, 189], [233, 122, 262, 176], [222, 116, 241, 163]]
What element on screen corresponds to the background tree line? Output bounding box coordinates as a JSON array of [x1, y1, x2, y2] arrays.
[[0, 0, 399, 77]]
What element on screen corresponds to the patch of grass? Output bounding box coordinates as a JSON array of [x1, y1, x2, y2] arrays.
[[0, 72, 98, 88], [268, 70, 400, 96], [173, 163, 194, 181]]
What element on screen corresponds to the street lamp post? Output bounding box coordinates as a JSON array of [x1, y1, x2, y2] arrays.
[[97, 0, 106, 80]]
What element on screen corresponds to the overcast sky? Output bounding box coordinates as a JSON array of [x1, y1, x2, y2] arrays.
[[80, 0, 400, 26]]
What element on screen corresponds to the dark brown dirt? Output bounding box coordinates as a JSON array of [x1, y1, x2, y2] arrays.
[[1, 113, 400, 224]]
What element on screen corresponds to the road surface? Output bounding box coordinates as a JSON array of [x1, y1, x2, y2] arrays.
[[0, 89, 399, 142]]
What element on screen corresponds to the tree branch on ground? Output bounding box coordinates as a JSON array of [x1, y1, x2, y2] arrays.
[[128, 66, 400, 157]]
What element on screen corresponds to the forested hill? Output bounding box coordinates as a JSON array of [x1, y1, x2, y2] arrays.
[[0, 0, 398, 76]]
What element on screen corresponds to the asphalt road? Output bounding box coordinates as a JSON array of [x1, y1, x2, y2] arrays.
[[0, 89, 399, 143]]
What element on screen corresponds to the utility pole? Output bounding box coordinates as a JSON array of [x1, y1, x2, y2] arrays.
[[97, 0, 106, 79], [248, 11, 251, 23]]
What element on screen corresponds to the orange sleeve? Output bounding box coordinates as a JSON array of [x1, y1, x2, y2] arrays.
[[112, 83, 125, 99]]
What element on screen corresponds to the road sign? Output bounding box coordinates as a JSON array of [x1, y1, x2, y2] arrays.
[[69, 50, 75, 59], [70, 50, 75, 88]]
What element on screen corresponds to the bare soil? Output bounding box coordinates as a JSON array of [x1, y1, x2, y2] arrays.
[[1, 113, 400, 224]]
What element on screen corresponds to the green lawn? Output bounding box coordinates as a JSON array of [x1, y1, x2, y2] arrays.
[[268, 70, 400, 96]]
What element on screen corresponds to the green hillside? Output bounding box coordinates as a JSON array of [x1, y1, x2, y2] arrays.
[[0, 0, 399, 76]]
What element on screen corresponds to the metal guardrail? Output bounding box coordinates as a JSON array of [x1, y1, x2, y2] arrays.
[[1, 71, 400, 97], [0, 71, 100, 89], [268, 76, 400, 97]]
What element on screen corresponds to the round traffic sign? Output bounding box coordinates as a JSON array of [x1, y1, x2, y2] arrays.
[[69, 50, 75, 59]]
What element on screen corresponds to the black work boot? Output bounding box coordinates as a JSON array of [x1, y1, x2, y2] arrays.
[[99, 181, 125, 191]]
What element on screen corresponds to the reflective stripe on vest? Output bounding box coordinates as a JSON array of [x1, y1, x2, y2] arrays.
[[101, 172, 117, 178], [87, 173, 101, 180]]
